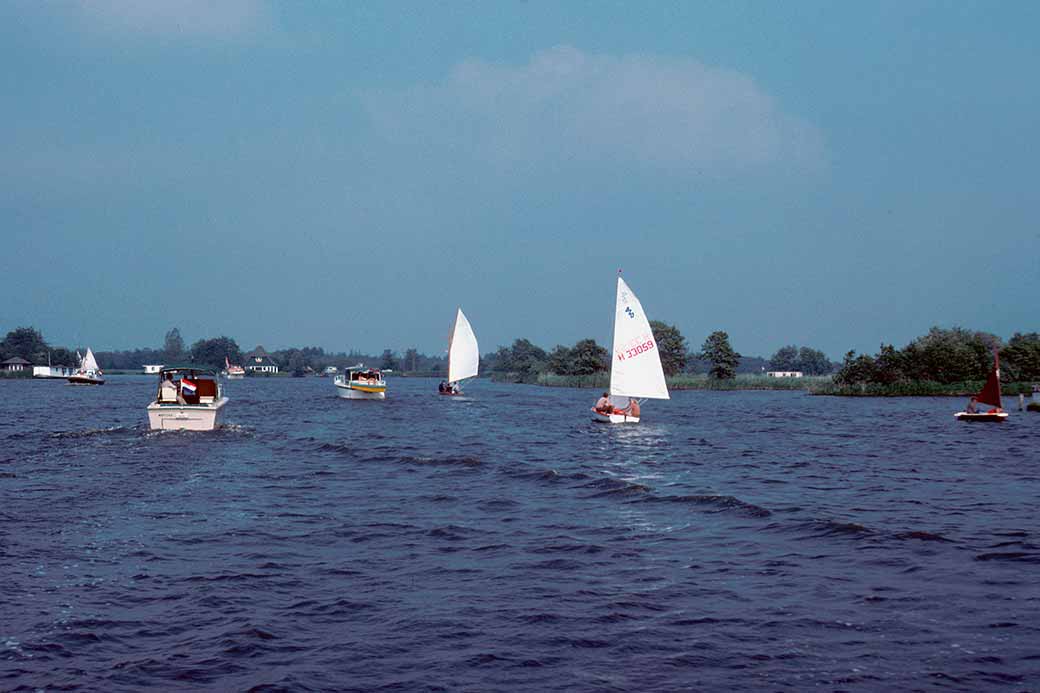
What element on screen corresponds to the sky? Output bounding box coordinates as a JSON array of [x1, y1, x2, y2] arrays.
[[2, 1, 1037, 359]]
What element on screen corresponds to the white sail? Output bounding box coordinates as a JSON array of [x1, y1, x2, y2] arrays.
[[81, 348, 100, 371], [447, 308, 479, 383], [609, 276, 669, 400]]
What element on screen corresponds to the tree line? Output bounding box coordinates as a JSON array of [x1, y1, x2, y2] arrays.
[[834, 327, 1040, 386]]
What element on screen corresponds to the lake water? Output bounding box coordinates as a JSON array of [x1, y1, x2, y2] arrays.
[[2, 376, 1037, 691]]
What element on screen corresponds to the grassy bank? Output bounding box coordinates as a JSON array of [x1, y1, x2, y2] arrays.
[[535, 372, 833, 391], [808, 380, 1038, 397]]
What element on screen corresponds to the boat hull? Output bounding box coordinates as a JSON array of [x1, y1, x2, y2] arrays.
[[954, 412, 1008, 422], [148, 397, 228, 431], [336, 383, 386, 400], [68, 375, 105, 385], [592, 410, 640, 424]]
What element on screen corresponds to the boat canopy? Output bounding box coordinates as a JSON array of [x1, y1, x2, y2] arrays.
[[158, 365, 219, 377]]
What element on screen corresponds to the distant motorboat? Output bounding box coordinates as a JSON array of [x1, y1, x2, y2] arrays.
[[591, 272, 669, 423], [334, 365, 386, 400], [68, 348, 105, 385], [439, 307, 479, 396], [224, 356, 246, 379], [147, 366, 228, 431]]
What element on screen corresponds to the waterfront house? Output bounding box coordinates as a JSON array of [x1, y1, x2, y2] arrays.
[[766, 370, 804, 378], [3, 357, 31, 372], [244, 346, 279, 374], [143, 364, 164, 374]]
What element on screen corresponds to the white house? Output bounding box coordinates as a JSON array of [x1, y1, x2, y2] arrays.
[[767, 371, 804, 378], [143, 364, 164, 374], [3, 357, 30, 372], [244, 346, 279, 374]]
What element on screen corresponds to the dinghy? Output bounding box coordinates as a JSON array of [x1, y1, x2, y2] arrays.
[[592, 272, 669, 423], [68, 348, 105, 385], [441, 308, 479, 395], [954, 350, 1008, 422]]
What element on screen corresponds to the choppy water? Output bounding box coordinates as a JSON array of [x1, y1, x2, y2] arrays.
[[1, 375, 1038, 691]]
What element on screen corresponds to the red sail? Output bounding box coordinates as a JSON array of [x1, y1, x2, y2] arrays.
[[976, 351, 1002, 409]]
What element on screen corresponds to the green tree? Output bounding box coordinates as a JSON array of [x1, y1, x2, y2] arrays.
[[833, 350, 877, 385], [190, 336, 242, 370], [547, 345, 574, 375], [1, 327, 49, 363], [769, 345, 799, 371], [700, 331, 740, 380], [1003, 332, 1040, 381], [649, 321, 687, 376], [570, 338, 608, 375], [797, 347, 833, 375], [380, 349, 399, 371], [872, 344, 905, 385], [403, 348, 419, 373], [163, 327, 185, 362]]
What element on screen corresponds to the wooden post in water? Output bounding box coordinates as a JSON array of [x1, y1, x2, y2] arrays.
[[1020, 394, 1026, 411]]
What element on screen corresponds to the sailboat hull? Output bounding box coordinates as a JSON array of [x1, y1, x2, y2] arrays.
[[68, 375, 105, 385], [954, 412, 1008, 422], [592, 410, 640, 424]]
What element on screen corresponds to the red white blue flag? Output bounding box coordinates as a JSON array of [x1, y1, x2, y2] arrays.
[[181, 379, 197, 395]]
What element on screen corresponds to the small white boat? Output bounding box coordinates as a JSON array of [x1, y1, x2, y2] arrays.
[[440, 307, 479, 396], [954, 351, 1007, 422], [591, 272, 669, 424], [224, 356, 245, 379], [68, 348, 105, 385], [147, 366, 228, 431], [335, 366, 386, 399]]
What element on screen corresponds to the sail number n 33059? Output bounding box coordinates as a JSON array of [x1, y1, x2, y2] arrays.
[[617, 340, 656, 361]]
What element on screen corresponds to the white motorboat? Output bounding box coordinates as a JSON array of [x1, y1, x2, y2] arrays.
[[591, 271, 670, 423], [334, 366, 386, 399], [147, 366, 228, 431], [68, 348, 105, 385], [224, 356, 246, 379], [439, 307, 479, 396]]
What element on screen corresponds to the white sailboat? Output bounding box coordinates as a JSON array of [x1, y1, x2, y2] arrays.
[[68, 347, 105, 385], [440, 308, 479, 395], [592, 272, 669, 423]]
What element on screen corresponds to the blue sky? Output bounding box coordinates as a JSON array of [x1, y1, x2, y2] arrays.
[[2, 1, 1037, 358]]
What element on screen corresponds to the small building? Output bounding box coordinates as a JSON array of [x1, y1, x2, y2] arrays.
[[33, 365, 74, 378], [767, 370, 804, 378], [2, 357, 31, 372], [143, 364, 164, 374], [244, 346, 279, 374]]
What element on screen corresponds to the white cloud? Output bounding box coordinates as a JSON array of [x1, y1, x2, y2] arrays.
[[361, 46, 825, 176], [73, 0, 271, 40]]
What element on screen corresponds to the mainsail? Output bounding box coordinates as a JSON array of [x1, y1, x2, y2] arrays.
[[81, 348, 100, 372], [447, 308, 479, 383], [609, 276, 669, 400], [976, 351, 1003, 408]]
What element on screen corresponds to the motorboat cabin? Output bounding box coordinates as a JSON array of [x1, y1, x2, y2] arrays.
[[147, 366, 228, 431], [334, 366, 386, 399]]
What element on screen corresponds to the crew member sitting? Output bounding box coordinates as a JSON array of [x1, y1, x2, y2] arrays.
[[618, 399, 640, 418], [965, 396, 978, 414], [593, 392, 613, 414]]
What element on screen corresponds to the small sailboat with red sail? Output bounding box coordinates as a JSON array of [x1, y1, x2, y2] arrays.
[[954, 350, 1008, 422]]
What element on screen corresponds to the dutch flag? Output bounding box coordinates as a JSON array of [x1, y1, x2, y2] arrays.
[[181, 379, 197, 395]]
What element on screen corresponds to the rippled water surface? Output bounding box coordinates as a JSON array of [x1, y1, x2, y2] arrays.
[[2, 376, 1038, 691]]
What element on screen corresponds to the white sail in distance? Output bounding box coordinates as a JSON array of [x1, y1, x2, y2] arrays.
[[81, 348, 100, 371], [609, 276, 669, 400], [447, 308, 479, 383]]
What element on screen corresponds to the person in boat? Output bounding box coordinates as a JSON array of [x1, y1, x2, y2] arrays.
[[438, 381, 448, 393], [965, 396, 978, 414], [593, 392, 614, 414], [160, 373, 179, 403], [617, 399, 640, 418], [449, 382, 460, 395]]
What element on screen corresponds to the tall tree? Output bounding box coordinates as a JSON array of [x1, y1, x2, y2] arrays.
[[547, 345, 574, 375], [769, 345, 799, 371], [190, 336, 242, 370], [649, 321, 687, 376], [796, 347, 833, 375], [1, 327, 49, 363], [570, 338, 608, 375], [403, 348, 419, 373], [163, 327, 185, 362], [1003, 332, 1040, 381], [380, 349, 399, 371], [700, 331, 740, 380]]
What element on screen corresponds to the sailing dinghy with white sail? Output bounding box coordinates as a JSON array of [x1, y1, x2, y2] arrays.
[[592, 272, 669, 423], [68, 348, 105, 385], [440, 308, 479, 395]]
